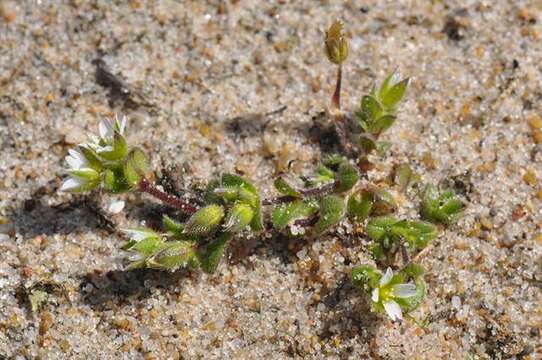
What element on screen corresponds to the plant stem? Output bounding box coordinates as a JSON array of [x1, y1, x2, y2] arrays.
[[331, 65, 355, 156], [138, 178, 199, 214], [332, 65, 342, 111], [262, 181, 336, 205]]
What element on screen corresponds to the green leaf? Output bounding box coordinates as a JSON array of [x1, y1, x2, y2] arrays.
[[352, 265, 380, 289], [322, 154, 347, 169], [376, 141, 392, 157], [395, 274, 426, 313], [394, 163, 420, 191], [361, 95, 383, 122], [146, 241, 198, 271], [198, 232, 233, 273], [358, 134, 377, 153], [371, 188, 397, 215], [274, 177, 301, 198], [335, 162, 359, 193], [379, 72, 401, 99], [223, 202, 254, 232], [184, 204, 225, 236], [124, 148, 149, 188], [306, 165, 336, 186], [421, 185, 464, 224], [366, 216, 399, 242], [314, 195, 344, 235], [220, 174, 263, 232], [391, 220, 437, 251], [204, 179, 222, 204], [271, 200, 319, 231], [347, 190, 373, 222], [370, 114, 396, 133], [103, 168, 132, 194], [381, 78, 409, 110]]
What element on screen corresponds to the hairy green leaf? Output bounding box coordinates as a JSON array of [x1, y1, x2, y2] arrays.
[[271, 200, 319, 231], [274, 177, 301, 198], [124, 148, 149, 188], [347, 190, 373, 222], [391, 220, 437, 251], [421, 185, 464, 224], [314, 195, 344, 235], [351, 265, 381, 289], [198, 232, 233, 274], [335, 162, 359, 193]]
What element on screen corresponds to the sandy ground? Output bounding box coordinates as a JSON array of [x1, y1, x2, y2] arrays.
[[0, 1, 541, 359]]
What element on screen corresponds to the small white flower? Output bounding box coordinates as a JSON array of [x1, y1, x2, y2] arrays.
[[88, 115, 127, 154], [107, 199, 125, 214], [98, 115, 126, 140], [370, 267, 418, 322], [60, 148, 100, 192]]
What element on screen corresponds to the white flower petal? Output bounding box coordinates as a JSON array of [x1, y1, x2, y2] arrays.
[[380, 267, 393, 286], [393, 283, 417, 298], [383, 300, 403, 321], [60, 177, 84, 192], [128, 253, 144, 261], [122, 228, 155, 242], [65, 149, 88, 169], [108, 199, 125, 214], [66, 155, 83, 169], [99, 119, 115, 139], [118, 115, 127, 134], [371, 288, 379, 303]]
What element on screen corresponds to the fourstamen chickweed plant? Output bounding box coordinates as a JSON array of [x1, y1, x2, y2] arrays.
[[58, 21, 464, 322]]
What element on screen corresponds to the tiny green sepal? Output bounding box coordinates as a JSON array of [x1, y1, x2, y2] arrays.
[[146, 241, 198, 272]]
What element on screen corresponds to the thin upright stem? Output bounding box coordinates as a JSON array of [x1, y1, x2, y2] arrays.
[[332, 65, 342, 111], [331, 65, 355, 156], [138, 178, 199, 214]]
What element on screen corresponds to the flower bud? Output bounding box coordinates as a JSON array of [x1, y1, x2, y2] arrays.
[[223, 202, 254, 232], [184, 204, 225, 235], [325, 20, 349, 65]]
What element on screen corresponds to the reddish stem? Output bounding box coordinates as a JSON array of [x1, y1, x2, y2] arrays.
[[332, 65, 342, 111], [138, 178, 199, 214]]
